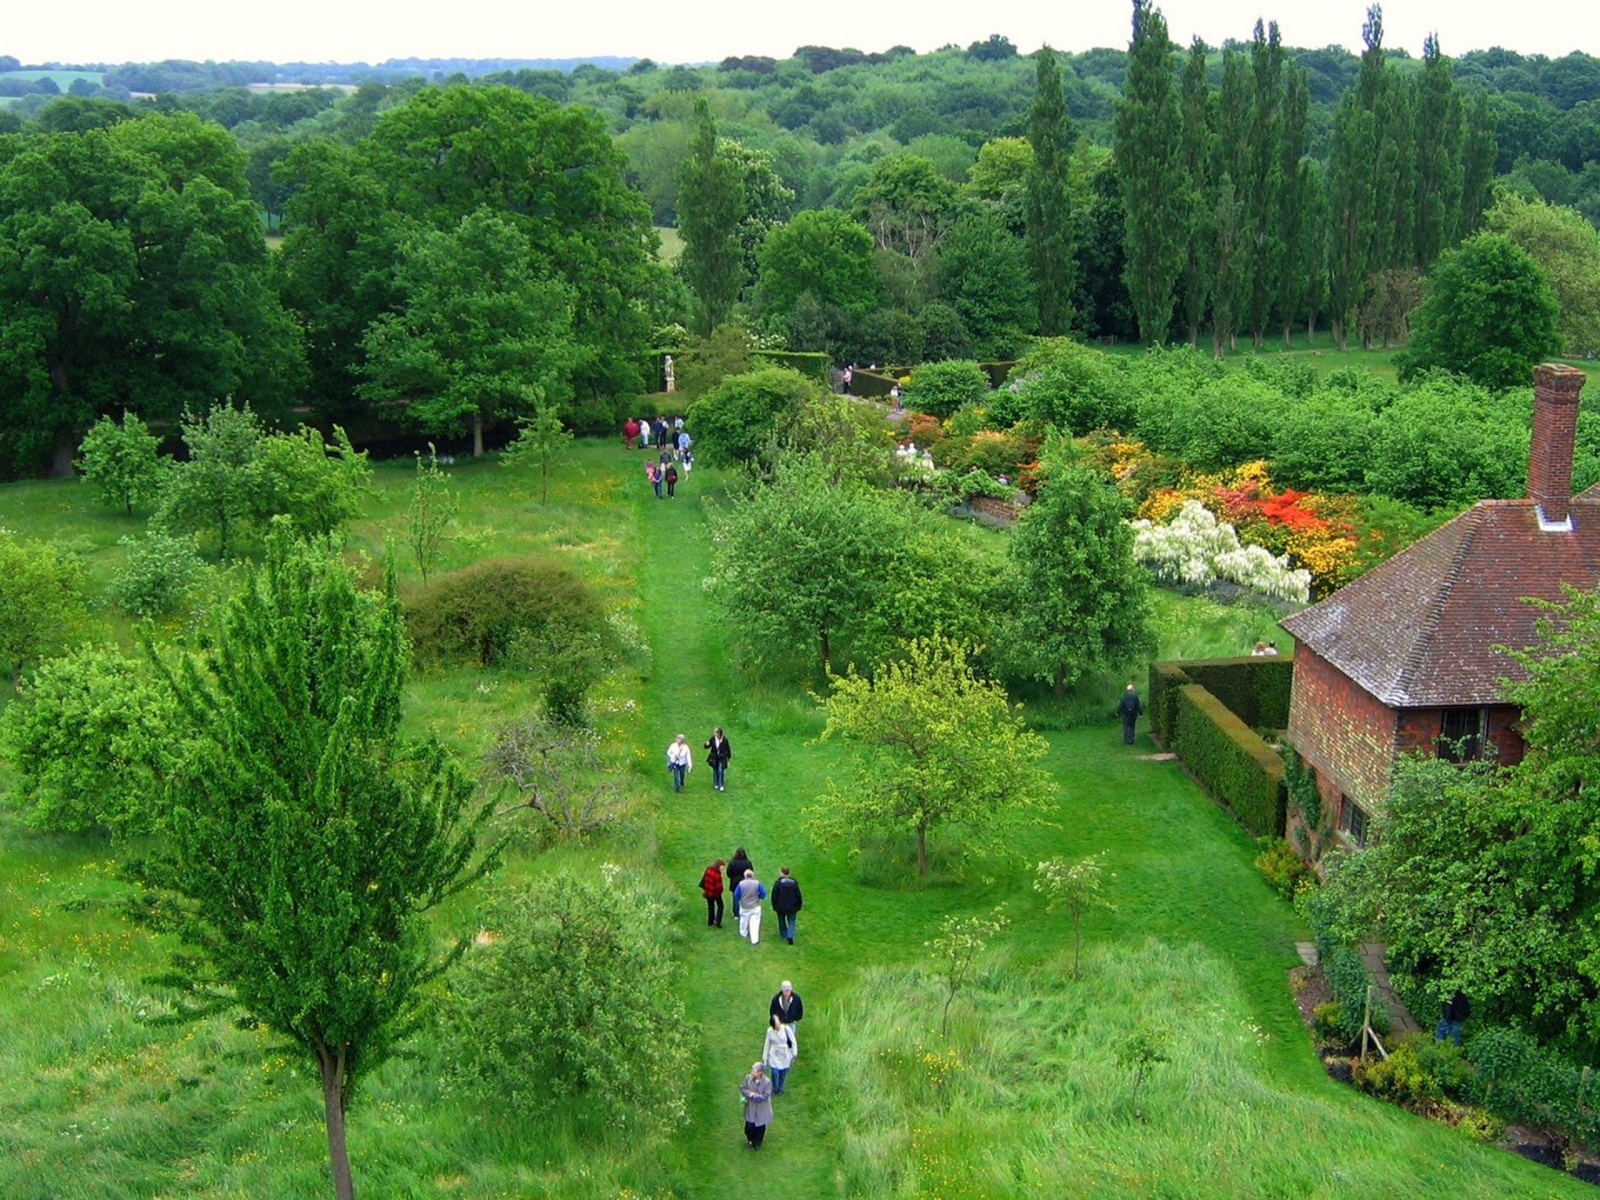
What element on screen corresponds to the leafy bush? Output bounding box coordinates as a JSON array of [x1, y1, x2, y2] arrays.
[[1364, 377, 1530, 509], [1466, 1025, 1600, 1146], [1155, 375, 1280, 471], [405, 558, 618, 714], [904, 359, 988, 418], [1311, 1002, 1346, 1043], [108, 532, 207, 617], [444, 867, 693, 1128], [0, 645, 178, 836], [1321, 944, 1387, 1042], [0, 532, 92, 686], [687, 365, 821, 468], [1169, 684, 1286, 838], [1253, 837, 1313, 900], [1009, 338, 1135, 434], [1352, 1034, 1468, 1109], [1132, 501, 1311, 604], [939, 429, 1029, 477]]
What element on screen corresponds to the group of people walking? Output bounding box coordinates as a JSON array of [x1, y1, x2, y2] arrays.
[[630, 418, 693, 499], [738, 981, 805, 1148], [667, 726, 809, 1148], [698, 851, 803, 946]]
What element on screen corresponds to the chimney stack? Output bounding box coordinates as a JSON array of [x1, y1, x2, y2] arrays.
[[1529, 363, 1587, 530]]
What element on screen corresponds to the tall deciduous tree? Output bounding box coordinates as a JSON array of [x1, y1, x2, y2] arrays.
[[136, 535, 497, 1200], [809, 636, 1054, 876], [1115, 0, 1188, 345], [1485, 193, 1600, 358], [995, 449, 1153, 696], [358, 209, 576, 458], [1277, 65, 1313, 344], [1397, 232, 1561, 390], [676, 98, 746, 334], [756, 208, 882, 325], [1026, 47, 1078, 336]]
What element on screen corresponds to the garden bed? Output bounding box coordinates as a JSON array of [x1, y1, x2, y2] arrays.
[[1290, 964, 1600, 1187]]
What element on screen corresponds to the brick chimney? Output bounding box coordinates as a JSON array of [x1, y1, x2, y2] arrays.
[[1529, 363, 1587, 530]]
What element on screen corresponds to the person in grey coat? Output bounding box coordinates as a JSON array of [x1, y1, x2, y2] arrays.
[[740, 1061, 774, 1148]]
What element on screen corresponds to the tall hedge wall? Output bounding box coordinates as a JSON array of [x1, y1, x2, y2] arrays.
[[1171, 684, 1288, 838], [1181, 656, 1294, 730], [754, 350, 831, 382], [1149, 661, 1193, 744]]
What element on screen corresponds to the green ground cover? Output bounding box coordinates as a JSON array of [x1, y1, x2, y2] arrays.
[[0, 442, 1587, 1197]]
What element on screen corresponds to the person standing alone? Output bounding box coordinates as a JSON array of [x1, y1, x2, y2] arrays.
[[664, 460, 679, 498], [705, 727, 732, 791], [1117, 682, 1144, 746], [771, 866, 802, 944]]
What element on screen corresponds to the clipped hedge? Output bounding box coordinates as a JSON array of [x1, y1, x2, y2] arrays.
[[754, 350, 831, 382], [1171, 683, 1287, 837], [1181, 656, 1294, 730], [1148, 661, 1192, 744], [977, 360, 1018, 388], [847, 368, 899, 398]]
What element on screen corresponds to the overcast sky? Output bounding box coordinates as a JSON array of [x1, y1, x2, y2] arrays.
[[5, 0, 1595, 67]]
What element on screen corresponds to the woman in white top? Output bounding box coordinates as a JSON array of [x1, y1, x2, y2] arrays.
[[763, 1014, 797, 1095]]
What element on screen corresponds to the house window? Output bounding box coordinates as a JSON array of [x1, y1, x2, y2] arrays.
[[1340, 798, 1370, 848], [1439, 708, 1488, 763]]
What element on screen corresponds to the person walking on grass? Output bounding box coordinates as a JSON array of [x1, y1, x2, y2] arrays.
[[734, 868, 766, 944], [727, 846, 754, 891], [667, 734, 692, 792], [647, 459, 662, 499], [764, 1014, 797, 1095], [699, 859, 726, 928], [1117, 682, 1144, 746], [665, 460, 679, 498], [740, 1061, 773, 1149], [771, 866, 802, 944], [639, 417, 652, 450], [770, 980, 803, 1027], [623, 417, 639, 450], [705, 727, 732, 791]]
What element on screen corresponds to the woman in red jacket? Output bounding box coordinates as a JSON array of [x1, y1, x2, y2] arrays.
[[699, 859, 726, 928]]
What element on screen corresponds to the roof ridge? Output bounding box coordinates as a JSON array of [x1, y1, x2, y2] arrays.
[[1391, 504, 1484, 701]]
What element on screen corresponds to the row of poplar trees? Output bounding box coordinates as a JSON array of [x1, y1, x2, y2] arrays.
[[1055, 2, 1496, 353]]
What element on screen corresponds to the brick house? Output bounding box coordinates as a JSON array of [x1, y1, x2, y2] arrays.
[[1279, 363, 1595, 848]]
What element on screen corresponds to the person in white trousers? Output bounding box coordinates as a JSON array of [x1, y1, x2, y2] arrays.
[[735, 868, 767, 944]]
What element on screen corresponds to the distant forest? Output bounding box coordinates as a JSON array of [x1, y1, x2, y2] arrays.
[[2, 35, 1597, 227]]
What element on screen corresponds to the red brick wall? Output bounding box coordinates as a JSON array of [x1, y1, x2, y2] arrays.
[[1395, 706, 1526, 766], [1285, 647, 1399, 810]]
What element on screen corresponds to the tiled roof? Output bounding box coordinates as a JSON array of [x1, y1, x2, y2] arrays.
[[1279, 495, 1600, 707]]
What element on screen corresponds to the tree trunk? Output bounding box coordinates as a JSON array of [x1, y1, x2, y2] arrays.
[[319, 1044, 356, 1200], [916, 823, 929, 877], [1053, 666, 1066, 698], [472, 411, 484, 459], [819, 628, 831, 676], [50, 427, 78, 478], [1188, 324, 1199, 348]]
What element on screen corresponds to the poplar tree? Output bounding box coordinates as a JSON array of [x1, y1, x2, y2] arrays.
[[1412, 34, 1464, 267], [1325, 8, 1388, 352], [136, 535, 497, 1200], [1027, 46, 1078, 336], [1115, 0, 1187, 345], [1178, 37, 1213, 348], [1277, 65, 1311, 344], [677, 97, 746, 334], [1459, 91, 1498, 237], [1209, 49, 1251, 355], [1243, 20, 1284, 346]]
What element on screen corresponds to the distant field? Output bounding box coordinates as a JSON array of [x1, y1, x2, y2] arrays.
[[1, 69, 105, 87], [655, 224, 683, 264]]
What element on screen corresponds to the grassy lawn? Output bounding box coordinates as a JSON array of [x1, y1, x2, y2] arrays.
[[655, 225, 684, 264], [0, 443, 1588, 1197]]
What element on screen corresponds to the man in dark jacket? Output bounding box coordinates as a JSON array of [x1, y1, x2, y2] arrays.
[[1117, 682, 1144, 746], [1436, 989, 1470, 1046], [771, 866, 803, 944], [770, 980, 803, 1026]]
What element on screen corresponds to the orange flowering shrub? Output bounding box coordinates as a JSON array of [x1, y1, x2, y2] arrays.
[[1137, 462, 1358, 597]]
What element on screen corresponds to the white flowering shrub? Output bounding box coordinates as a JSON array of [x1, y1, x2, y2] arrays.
[[1131, 501, 1310, 604]]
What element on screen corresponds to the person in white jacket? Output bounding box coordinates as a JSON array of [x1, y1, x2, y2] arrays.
[[763, 1014, 798, 1094], [667, 734, 692, 793]]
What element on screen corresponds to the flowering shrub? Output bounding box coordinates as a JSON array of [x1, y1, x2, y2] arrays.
[[1139, 462, 1357, 597], [906, 412, 945, 448], [1132, 501, 1311, 603]]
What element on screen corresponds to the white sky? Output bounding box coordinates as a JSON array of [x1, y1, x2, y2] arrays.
[[4, 0, 1595, 67]]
